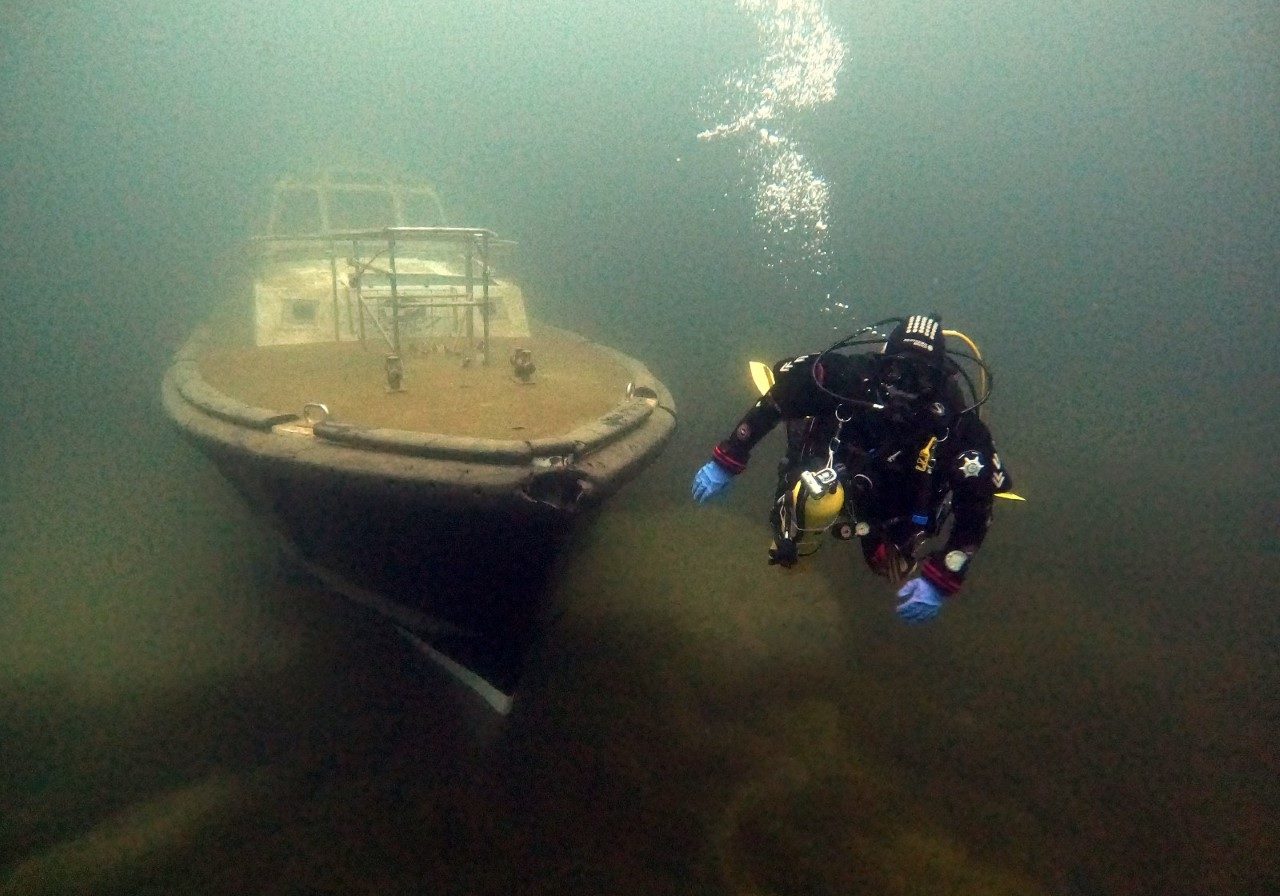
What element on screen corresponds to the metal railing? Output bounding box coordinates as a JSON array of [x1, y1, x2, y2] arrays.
[[253, 227, 507, 381]]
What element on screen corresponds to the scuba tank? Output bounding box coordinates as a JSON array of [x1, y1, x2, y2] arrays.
[[768, 465, 847, 567]]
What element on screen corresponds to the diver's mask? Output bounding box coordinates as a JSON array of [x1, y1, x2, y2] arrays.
[[874, 354, 938, 409]]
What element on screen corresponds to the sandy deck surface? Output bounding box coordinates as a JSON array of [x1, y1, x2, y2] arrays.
[[196, 326, 635, 440]]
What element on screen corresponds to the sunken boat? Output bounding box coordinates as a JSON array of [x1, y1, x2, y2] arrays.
[[161, 171, 677, 710]]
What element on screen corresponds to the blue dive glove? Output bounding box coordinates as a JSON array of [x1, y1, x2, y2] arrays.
[[895, 577, 943, 623], [691, 460, 734, 504]]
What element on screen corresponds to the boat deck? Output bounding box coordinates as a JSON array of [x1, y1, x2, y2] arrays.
[[195, 324, 635, 440]]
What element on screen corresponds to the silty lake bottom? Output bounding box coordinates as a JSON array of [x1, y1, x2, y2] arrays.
[[0, 312, 1275, 896]]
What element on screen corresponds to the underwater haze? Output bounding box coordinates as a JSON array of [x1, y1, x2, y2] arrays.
[[2, 1, 1277, 894]]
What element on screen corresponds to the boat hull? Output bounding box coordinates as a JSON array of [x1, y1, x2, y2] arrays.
[[161, 323, 676, 700]]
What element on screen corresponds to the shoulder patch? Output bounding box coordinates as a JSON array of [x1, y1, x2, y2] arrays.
[[957, 450, 985, 478]]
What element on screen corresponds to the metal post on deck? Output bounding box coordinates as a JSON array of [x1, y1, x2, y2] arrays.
[[464, 238, 475, 345], [480, 230, 491, 365], [328, 238, 340, 342], [388, 231, 401, 357], [354, 238, 366, 344]]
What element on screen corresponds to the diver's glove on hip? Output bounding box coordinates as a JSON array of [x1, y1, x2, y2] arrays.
[[895, 577, 943, 623], [692, 460, 735, 503]]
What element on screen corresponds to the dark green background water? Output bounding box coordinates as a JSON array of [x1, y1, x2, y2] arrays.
[[1, 2, 1276, 894]]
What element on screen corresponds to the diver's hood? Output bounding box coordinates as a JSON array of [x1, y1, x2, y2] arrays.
[[883, 313, 946, 363], [814, 312, 992, 418]]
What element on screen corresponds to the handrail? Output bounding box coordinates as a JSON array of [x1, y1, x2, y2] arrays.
[[327, 226, 498, 242], [253, 228, 503, 379]]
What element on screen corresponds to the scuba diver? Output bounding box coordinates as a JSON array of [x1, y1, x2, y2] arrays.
[[691, 313, 1016, 623]]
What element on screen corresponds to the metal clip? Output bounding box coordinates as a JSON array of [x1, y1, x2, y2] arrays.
[[800, 467, 839, 499]]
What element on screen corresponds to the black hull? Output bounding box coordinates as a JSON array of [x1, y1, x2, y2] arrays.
[[208, 445, 571, 697], [161, 325, 676, 708]]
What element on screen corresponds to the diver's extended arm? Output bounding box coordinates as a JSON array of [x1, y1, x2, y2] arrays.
[[707, 352, 845, 474], [917, 416, 1012, 596]]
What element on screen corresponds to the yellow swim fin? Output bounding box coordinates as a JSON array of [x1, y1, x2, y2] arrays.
[[749, 360, 775, 396]]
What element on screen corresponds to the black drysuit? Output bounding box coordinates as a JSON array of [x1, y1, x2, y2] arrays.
[[707, 350, 1012, 595]]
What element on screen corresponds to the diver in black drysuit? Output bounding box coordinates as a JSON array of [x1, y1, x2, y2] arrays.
[[691, 314, 1013, 623]]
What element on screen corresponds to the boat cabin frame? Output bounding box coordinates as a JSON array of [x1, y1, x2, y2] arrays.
[[251, 226, 516, 368]]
